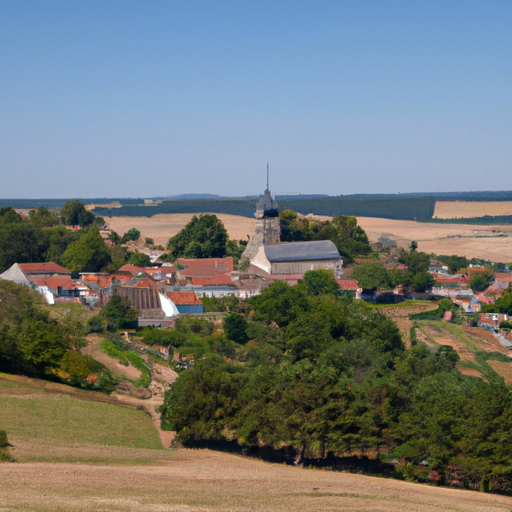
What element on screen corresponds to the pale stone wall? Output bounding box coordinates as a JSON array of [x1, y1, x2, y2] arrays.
[[241, 217, 281, 262], [271, 258, 343, 276]]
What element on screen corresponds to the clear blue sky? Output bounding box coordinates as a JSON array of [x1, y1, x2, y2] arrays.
[[1, 1, 511, 198]]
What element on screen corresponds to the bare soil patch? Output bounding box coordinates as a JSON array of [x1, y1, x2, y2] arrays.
[[462, 327, 512, 356], [456, 365, 484, 379], [379, 303, 437, 348], [82, 334, 178, 447], [83, 334, 142, 381], [105, 213, 256, 246], [487, 360, 512, 384], [1, 448, 511, 512], [434, 200, 512, 219], [417, 324, 476, 362]]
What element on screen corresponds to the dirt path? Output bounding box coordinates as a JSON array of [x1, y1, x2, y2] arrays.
[[380, 303, 437, 348], [83, 334, 142, 381], [83, 335, 178, 447]]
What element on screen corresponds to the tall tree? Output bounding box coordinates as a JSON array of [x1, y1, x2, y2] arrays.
[[167, 214, 229, 260], [60, 200, 94, 227], [61, 226, 111, 272]]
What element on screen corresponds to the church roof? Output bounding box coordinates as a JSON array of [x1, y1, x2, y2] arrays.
[[264, 240, 341, 262]]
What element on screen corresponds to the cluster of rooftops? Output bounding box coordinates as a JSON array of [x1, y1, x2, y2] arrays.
[[0, 240, 357, 327]]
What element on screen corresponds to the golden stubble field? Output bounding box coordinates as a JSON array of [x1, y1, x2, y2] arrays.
[[105, 213, 256, 246], [356, 216, 512, 262], [105, 212, 512, 262], [434, 201, 512, 219], [2, 449, 512, 512]]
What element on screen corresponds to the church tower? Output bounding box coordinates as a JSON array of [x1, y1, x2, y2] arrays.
[[240, 165, 281, 263]]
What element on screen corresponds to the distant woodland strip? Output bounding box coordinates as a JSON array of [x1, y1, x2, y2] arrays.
[[93, 196, 437, 220]]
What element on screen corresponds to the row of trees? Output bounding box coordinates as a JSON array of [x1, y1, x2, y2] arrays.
[[159, 272, 512, 492]]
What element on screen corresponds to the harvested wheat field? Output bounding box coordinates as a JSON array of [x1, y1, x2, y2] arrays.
[[356, 216, 512, 261], [434, 201, 512, 219], [2, 449, 512, 512], [105, 213, 256, 246]]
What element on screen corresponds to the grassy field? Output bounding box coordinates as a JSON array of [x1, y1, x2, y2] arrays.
[[0, 373, 168, 464], [413, 320, 512, 382]]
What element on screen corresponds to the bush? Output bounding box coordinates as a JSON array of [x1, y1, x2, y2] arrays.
[[0, 430, 13, 462]]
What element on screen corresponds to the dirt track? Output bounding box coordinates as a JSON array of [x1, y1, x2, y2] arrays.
[[83, 335, 178, 447]]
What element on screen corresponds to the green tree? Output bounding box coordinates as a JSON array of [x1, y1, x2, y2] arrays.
[[350, 262, 391, 290], [61, 226, 111, 272], [278, 210, 371, 262], [129, 252, 150, 267], [167, 214, 229, 260], [483, 284, 512, 315], [412, 271, 434, 292], [301, 269, 340, 296], [60, 200, 94, 227], [223, 313, 249, 344], [121, 228, 141, 243], [43, 225, 82, 264], [0, 222, 47, 272], [29, 207, 60, 227], [470, 271, 493, 292], [399, 249, 430, 275], [99, 294, 138, 330]]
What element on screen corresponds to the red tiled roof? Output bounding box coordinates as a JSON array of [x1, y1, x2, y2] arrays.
[[19, 262, 70, 274], [336, 279, 359, 290], [166, 292, 202, 305], [133, 279, 158, 289], [177, 257, 234, 277], [495, 273, 512, 283], [189, 274, 234, 286], [30, 276, 77, 290], [119, 264, 148, 275]]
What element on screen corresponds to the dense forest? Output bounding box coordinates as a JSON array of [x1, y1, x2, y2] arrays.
[[159, 275, 512, 493]]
